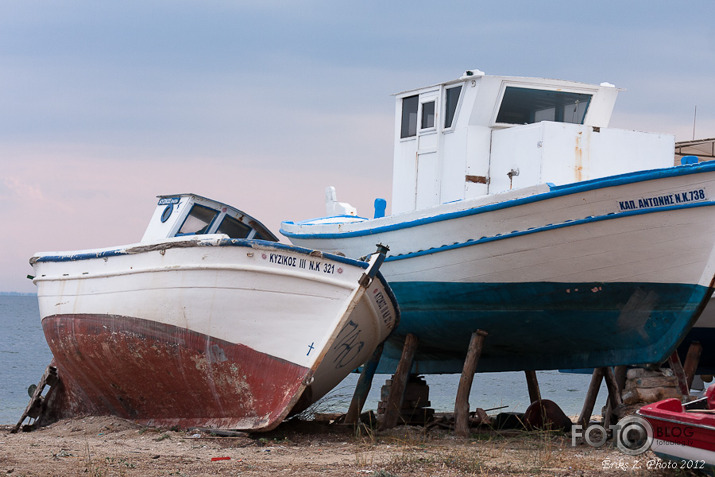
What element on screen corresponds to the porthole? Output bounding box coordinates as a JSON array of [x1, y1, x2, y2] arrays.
[[161, 204, 173, 223]]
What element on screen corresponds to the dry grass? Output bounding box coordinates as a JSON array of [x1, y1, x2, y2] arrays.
[[2, 416, 699, 477], [350, 426, 696, 476]]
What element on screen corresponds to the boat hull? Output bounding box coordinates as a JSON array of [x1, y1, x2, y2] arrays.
[[382, 281, 710, 373], [639, 395, 715, 475], [42, 313, 310, 430], [282, 163, 715, 373], [32, 238, 399, 431]]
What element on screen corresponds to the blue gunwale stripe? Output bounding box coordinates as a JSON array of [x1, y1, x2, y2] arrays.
[[385, 200, 715, 261], [33, 238, 371, 270], [280, 161, 715, 239]]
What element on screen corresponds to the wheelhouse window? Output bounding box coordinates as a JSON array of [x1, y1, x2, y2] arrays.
[[421, 101, 435, 129], [495, 87, 592, 125], [444, 85, 462, 128], [252, 231, 273, 241], [400, 95, 418, 138], [216, 215, 253, 239], [177, 204, 218, 235]]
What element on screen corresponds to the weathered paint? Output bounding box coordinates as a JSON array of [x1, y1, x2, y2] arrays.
[[31, 233, 399, 430], [43, 313, 310, 431]]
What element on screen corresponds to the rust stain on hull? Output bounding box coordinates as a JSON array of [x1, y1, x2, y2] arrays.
[[574, 132, 583, 182], [42, 314, 309, 431]]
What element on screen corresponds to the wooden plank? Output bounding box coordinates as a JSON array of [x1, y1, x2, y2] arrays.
[[525, 370, 541, 404], [668, 351, 690, 396], [614, 365, 627, 390], [604, 365, 627, 423], [601, 367, 623, 426], [379, 333, 419, 430], [577, 367, 604, 429], [345, 343, 384, 424], [683, 342, 703, 390], [454, 330, 488, 437], [603, 367, 623, 409], [11, 365, 56, 433]]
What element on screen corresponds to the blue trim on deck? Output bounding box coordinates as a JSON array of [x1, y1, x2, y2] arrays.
[[33, 238, 370, 268], [280, 161, 715, 240], [385, 200, 715, 261], [34, 248, 131, 262]]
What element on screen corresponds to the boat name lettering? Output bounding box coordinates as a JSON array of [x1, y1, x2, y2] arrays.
[[618, 189, 706, 211], [373, 290, 394, 326], [296, 258, 336, 274], [269, 255, 337, 274], [269, 253, 297, 267], [157, 197, 181, 205]]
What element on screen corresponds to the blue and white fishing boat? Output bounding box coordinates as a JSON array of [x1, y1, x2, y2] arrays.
[[281, 69, 715, 374]]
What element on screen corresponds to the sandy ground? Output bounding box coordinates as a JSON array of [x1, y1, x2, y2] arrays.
[[0, 415, 696, 477]]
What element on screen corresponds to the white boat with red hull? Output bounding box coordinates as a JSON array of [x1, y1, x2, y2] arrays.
[[30, 194, 399, 431]]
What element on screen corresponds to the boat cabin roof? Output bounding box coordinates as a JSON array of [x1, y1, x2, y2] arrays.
[[141, 193, 278, 243], [394, 69, 620, 131]]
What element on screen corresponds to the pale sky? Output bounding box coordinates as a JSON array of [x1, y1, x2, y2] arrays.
[[1, 1, 714, 293]]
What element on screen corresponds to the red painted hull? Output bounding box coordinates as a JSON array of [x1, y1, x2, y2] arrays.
[[640, 401, 715, 449], [42, 313, 310, 431], [638, 388, 715, 472]]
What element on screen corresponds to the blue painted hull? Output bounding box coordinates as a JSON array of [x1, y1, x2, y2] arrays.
[[376, 281, 712, 374]]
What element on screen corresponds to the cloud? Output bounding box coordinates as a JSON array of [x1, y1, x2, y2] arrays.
[[0, 176, 44, 202]]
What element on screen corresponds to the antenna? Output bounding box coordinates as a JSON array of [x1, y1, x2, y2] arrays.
[[693, 105, 697, 140]]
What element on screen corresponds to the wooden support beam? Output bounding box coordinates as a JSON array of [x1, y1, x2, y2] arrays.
[[603, 367, 623, 409], [614, 365, 627, 391], [601, 367, 623, 426], [683, 342, 703, 390], [12, 365, 58, 433], [668, 351, 690, 396], [379, 333, 419, 431], [606, 366, 626, 424], [525, 370, 541, 404], [454, 330, 488, 437], [345, 343, 384, 424], [578, 367, 604, 429]]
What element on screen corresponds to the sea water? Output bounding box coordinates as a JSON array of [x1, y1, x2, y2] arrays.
[[0, 294, 607, 425], [319, 370, 604, 420], [0, 295, 53, 425]]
